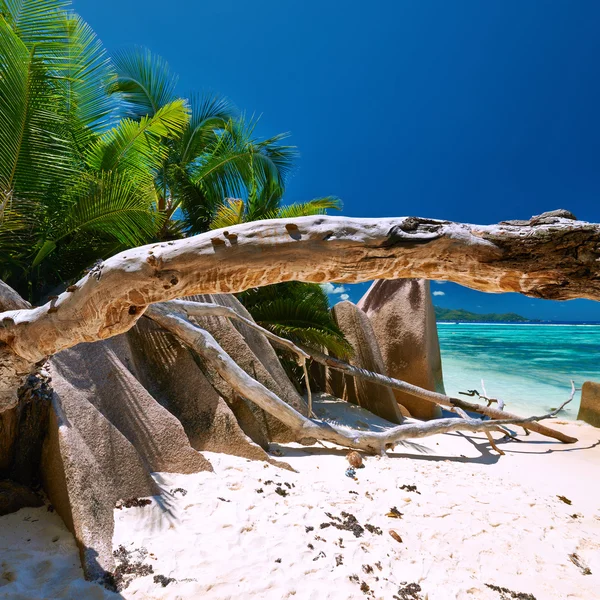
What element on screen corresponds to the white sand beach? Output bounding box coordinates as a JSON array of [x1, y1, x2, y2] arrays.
[[1, 418, 598, 600]]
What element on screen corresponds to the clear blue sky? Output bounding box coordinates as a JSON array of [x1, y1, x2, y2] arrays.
[[74, 0, 600, 321]]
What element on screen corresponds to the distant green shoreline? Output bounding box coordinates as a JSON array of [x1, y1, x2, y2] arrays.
[[435, 306, 538, 323]]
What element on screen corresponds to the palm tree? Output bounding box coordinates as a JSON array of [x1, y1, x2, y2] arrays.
[[108, 47, 300, 238], [0, 0, 348, 364], [105, 46, 351, 371], [0, 1, 178, 299]]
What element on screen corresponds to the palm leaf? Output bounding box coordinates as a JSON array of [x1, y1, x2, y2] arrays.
[[166, 163, 213, 233], [190, 118, 296, 215], [32, 171, 161, 266], [177, 93, 236, 164], [0, 15, 72, 205], [157, 93, 236, 221], [209, 197, 245, 229], [0, 0, 70, 47], [237, 283, 352, 358], [85, 99, 189, 182], [54, 12, 116, 132], [0, 195, 37, 272], [110, 46, 179, 119], [267, 196, 342, 220]]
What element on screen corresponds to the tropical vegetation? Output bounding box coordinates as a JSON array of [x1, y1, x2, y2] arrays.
[[0, 0, 348, 363]]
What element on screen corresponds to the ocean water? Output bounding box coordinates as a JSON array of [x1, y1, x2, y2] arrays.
[[437, 324, 600, 419]]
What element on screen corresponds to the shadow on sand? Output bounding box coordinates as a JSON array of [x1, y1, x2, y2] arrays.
[[267, 430, 600, 467]]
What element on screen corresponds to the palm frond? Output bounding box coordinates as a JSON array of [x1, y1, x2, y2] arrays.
[[269, 196, 342, 220], [54, 12, 116, 132], [268, 322, 352, 359], [85, 99, 189, 182], [161, 93, 236, 224], [166, 163, 212, 233], [0, 0, 70, 47], [238, 281, 332, 313], [0, 195, 37, 274], [252, 131, 297, 183], [190, 118, 296, 210], [209, 197, 245, 230], [110, 46, 178, 119], [32, 171, 161, 266], [0, 16, 72, 204], [237, 283, 352, 358], [177, 93, 236, 164]]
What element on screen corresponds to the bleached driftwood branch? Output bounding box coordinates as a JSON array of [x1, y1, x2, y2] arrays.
[[145, 303, 574, 455], [296, 348, 578, 443], [1, 211, 599, 409], [452, 406, 505, 455], [165, 299, 576, 444], [168, 299, 315, 417]]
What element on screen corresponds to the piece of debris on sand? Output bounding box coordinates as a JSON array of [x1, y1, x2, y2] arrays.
[[568, 553, 592, 575], [347, 451, 364, 468], [104, 545, 154, 592], [115, 498, 152, 510], [320, 511, 365, 537], [485, 583, 537, 599], [389, 530, 403, 544]]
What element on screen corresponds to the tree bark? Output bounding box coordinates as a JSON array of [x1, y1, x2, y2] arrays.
[[1, 212, 599, 407]]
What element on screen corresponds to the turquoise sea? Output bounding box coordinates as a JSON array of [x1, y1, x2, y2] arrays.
[[437, 324, 600, 419]]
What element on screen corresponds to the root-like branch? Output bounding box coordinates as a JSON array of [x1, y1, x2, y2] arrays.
[[459, 380, 505, 410], [145, 304, 575, 455], [161, 299, 578, 444], [167, 299, 315, 416]]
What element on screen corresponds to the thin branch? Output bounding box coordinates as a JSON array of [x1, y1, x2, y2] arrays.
[[167, 299, 315, 417], [161, 299, 577, 444], [298, 348, 578, 443], [485, 431, 505, 455], [169, 299, 310, 360], [145, 305, 575, 455], [459, 381, 505, 410], [453, 406, 505, 455]]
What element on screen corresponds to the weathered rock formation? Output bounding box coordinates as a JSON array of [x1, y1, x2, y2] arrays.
[[358, 279, 444, 420], [578, 381, 600, 427], [42, 339, 211, 580], [330, 301, 405, 424], [126, 315, 295, 464], [0, 286, 308, 580], [0, 479, 43, 516]]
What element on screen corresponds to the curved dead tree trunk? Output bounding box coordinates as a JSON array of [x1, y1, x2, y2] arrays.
[[1, 211, 599, 408]]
